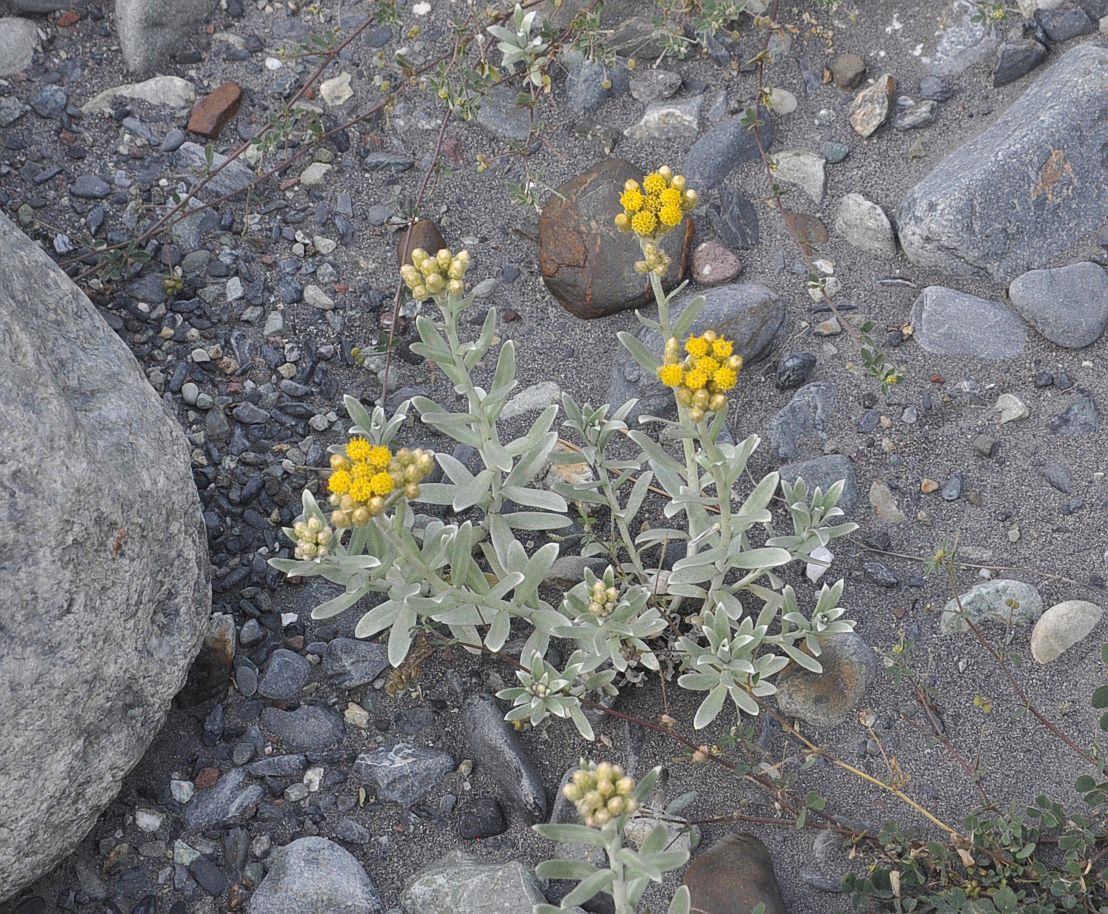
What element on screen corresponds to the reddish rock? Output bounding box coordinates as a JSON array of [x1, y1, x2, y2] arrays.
[[397, 219, 447, 265], [187, 81, 243, 139], [684, 834, 789, 914], [194, 767, 220, 790], [57, 11, 80, 27], [692, 241, 742, 287], [539, 158, 693, 320], [849, 74, 896, 137]]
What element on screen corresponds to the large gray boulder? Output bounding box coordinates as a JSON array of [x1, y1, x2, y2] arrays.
[[0, 16, 40, 77], [401, 851, 550, 914], [0, 214, 210, 900], [115, 0, 217, 74], [249, 838, 383, 914], [898, 44, 1108, 281]]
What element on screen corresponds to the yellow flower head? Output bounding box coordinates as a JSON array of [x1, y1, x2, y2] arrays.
[[620, 188, 644, 213], [659, 187, 682, 208], [346, 437, 372, 462], [658, 203, 683, 227], [685, 335, 709, 358], [369, 472, 395, 497], [713, 366, 738, 392], [350, 477, 374, 502], [658, 363, 684, 387], [367, 445, 392, 470], [631, 210, 657, 236], [712, 338, 733, 359], [684, 367, 708, 390], [328, 469, 351, 495], [351, 462, 373, 482], [697, 355, 719, 374], [642, 172, 667, 195]]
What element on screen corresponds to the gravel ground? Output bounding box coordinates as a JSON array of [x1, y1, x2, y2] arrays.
[[3, 0, 1107, 911]]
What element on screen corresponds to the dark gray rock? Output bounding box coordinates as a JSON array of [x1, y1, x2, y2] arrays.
[[1007, 262, 1108, 348], [261, 706, 345, 751], [458, 798, 507, 839], [184, 769, 264, 829], [918, 75, 954, 100], [777, 454, 857, 513], [324, 638, 389, 689], [70, 175, 111, 199], [248, 837, 382, 914], [247, 754, 307, 777], [776, 352, 817, 391], [9, 0, 86, 10], [30, 84, 66, 119], [863, 560, 900, 588], [993, 39, 1047, 87], [1039, 462, 1073, 494], [0, 214, 209, 898], [475, 86, 532, 142], [462, 696, 546, 822], [607, 282, 785, 421], [893, 97, 936, 130], [681, 111, 773, 191], [354, 744, 454, 807], [1051, 390, 1100, 436], [1036, 8, 1095, 42], [173, 141, 255, 197], [767, 382, 838, 461], [563, 48, 630, 115], [898, 45, 1108, 281], [708, 190, 759, 249], [116, 0, 217, 74], [910, 287, 1027, 359], [258, 649, 310, 700]]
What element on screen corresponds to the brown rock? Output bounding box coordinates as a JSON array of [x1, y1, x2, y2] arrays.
[[774, 632, 877, 728], [538, 158, 693, 319], [781, 212, 829, 253], [830, 52, 866, 90], [187, 81, 243, 139], [684, 834, 789, 914], [692, 241, 742, 287], [397, 219, 447, 266], [849, 74, 896, 137]]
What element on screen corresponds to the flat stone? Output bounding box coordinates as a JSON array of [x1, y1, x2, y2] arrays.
[[624, 95, 702, 140], [910, 287, 1027, 359], [462, 696, 546, 821], [849, 74, 895, 137], [354, 744, 454, 807], [767, 382, 837, 461], [940, 579, 1043, 635], [607, 282, 784, 420], [898, 45, 1108, 281], [925, 0, 1000, 76], [299, 162, 333, 187], [184, 769, 264, 830], [1051, 390, 1100, 436], [401, 851, 548, 914], [501, 381, 561, 421], [770, 150, 825, 203], [629, 68, 682, 102], [1008, 262, 1108, 348], [778, 454, 858, 513], [562, 48, 630, 116], [775, 351, 816, 391], [1031, 600, 1103, 663], [870, 480, 906, 524], [684, 834, 788, 914], [708, 190, 759, 250], [173, 142, 255, 197], [261, 706, 345, 751], [894, 97, 937, 130], [692, 240, 742, 287], [248, 837, 383, 914], [833, 193, 896, 257], [257, 649, 310, 700], [993, 39, 1048, 88], [458, 798, 508, 839], [397, 219, 446, 265], [324, 638, 389, 689], [70, 176, 111, 200], [476, 86, 531, 142], [187, 81, 243, 139], [0, 17, 40, 77], [1037, 7, 1095, 41], [319, 72, 354, 107], [538, 158, 693, 319], [681, 111, 773, 191], [775, 632, 876, 728]]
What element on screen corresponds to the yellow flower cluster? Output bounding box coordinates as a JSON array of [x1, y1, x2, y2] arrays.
[[589, 580, 620, 619], [562, 760, 638, 828], [291, 516, 334, 562], [400, 247, 470, 302], [614, 166, 698, 275], [326, 436, 435, 527], [657, 331, 742, 422]]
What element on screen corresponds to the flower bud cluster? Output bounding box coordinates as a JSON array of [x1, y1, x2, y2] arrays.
[[561, 760, 638, 828], [400, 247, 470, 301], [326, 436, 435, 527], [292, 516, 334, 562], [588, 580, 621, 619], [657, 331, 742, 422]]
